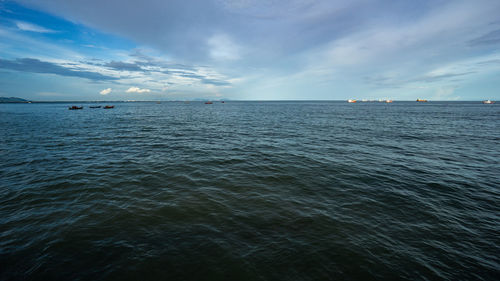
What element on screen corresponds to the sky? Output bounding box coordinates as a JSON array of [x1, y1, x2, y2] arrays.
[[0, 0, 499, 101]]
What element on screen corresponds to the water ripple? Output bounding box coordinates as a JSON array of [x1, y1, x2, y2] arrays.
[[1, 101, 499, 280]]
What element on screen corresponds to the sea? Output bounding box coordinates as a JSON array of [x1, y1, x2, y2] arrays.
[[0, 101, 499, 280]]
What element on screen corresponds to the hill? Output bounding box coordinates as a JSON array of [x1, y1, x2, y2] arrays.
[[0, 97, 30, 103]]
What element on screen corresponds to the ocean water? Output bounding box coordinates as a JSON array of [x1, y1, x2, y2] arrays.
[[0, 101, 499, 280]]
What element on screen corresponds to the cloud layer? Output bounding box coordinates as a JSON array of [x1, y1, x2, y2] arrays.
[[1, 0, 500, 100], [0, 58, 117, 81]]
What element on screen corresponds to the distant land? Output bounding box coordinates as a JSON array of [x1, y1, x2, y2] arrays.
[[0, 97, 31, 103]]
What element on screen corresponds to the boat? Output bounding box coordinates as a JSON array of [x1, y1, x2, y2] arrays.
[[416, 99, 428, 102], [221, 101, 225, 103], [205, 101, 213, 104], [482, 100, 495, 104], [385, 99, 393, 103], [89, 106, 101, 108], [348, 99, 357, 103], [103, 105, 114, 109], [69, 106, 83, 110]]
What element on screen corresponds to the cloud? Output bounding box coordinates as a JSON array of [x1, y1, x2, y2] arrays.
[[0, 52, 233, 95], [126, 87, 150, 93], [105, 61, 143, 71], [433, 87, 461, 101], [15, 21, 57, 33], [201, 78, 231, 86], [0, 58, 117, 81], [363, 71, 475, 89], [102, 50, 234, 88], [208, 34, 241, 60], [469, 29, 500, 46], [415, 72, 475, 83], [100, 88, 112, 95]]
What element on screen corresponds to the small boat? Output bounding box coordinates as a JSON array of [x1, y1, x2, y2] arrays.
[[348, 99, 357, 103], [69, 106, 83, 110], [482, 100, 495, 104], [205, 101, 213, 104], [221, 101, 225, 103], [103, 105, 114, 109], [385, 99, 393, 103], [89, 106, 101, 108], [416, 99, 428, 102]]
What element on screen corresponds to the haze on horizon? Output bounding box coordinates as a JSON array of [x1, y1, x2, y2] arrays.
[[0, 0, 499, 101]]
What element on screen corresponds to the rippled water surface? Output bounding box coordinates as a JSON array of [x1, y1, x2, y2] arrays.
[[1, 101, 499, 280]]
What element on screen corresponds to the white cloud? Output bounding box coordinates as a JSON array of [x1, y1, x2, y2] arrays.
[[126, 86, 151, 93], [15, 21, 56, 33], [208, 34, 241, 61], [433, 87, 461, 101], [100, 88, 112, 95]]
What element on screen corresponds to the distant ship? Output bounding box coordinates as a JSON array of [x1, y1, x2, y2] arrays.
[[205, 101, 213, 104], [416, 99, 428, 102], [385, 100, 393, 103], [348, 99, 357, 103], [482, 100, 494, 104]]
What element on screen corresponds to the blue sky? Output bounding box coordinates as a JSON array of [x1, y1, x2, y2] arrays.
[[0, 0, 499, 100]]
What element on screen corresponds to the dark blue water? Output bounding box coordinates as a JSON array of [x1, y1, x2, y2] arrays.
[[1, 101, 499, 280]]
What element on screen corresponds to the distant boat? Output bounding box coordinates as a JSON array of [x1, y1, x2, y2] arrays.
[[482, 100, 495, 104], [205, 101, 213, 104], [348, 99, 357, 103], [104, 105, 114, 109], [69, 106, 83, 110], [156, 101, 161, 104], [416, 99, 428, 102], [385, 100, 393, 103], [89, 106, 101, 108], [221, 101, 225, 103]]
